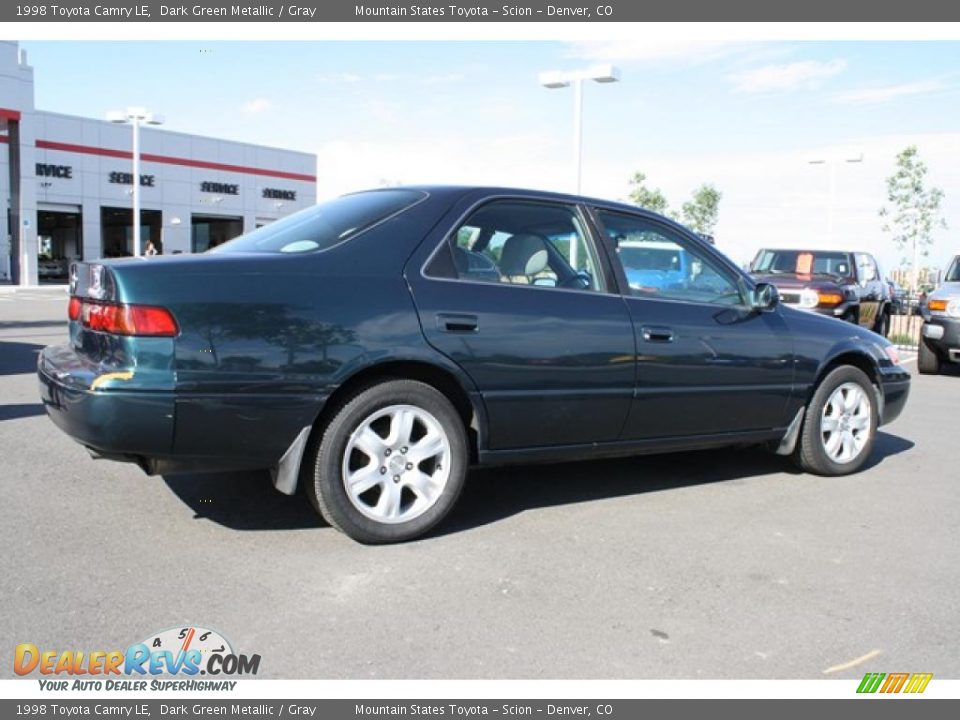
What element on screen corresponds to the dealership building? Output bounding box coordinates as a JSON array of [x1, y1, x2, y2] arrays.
[[1, 41, 317, 286]]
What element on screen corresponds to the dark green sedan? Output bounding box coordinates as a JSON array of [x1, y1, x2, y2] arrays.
[[38, 187, 911, 543]]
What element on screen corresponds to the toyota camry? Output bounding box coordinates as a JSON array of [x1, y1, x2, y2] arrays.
[[38, 187, 911, 543]]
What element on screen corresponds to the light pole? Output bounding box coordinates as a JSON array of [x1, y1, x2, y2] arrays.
[[539, 65, 620, 269], [107, 107, 164, 257], [807, 153, 863, 244]]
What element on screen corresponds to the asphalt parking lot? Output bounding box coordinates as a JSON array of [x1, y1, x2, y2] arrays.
[[2, 289, 958, 680]]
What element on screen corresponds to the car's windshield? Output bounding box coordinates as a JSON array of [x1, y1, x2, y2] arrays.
[[945, 256, 960, 282], [211, 189, 425, 255], [752, 249, 852, 277]]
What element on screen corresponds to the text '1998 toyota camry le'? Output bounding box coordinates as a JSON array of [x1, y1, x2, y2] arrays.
[[38, 187, 911, 543]]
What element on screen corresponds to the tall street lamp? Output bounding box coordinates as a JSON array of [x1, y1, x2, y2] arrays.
[[539, 64, 621, 197], [107, 107, 164, 257], [540, 65, 620, 270], [807, 153, 863, 244]]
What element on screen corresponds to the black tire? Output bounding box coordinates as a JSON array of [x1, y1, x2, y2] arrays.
[[873, 309, 890, 337], [796, 366, 878, 476], [918, 338, 941, 375], [305, 379, 468, 544]]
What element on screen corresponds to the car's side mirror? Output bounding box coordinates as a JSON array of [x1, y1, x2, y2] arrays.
[[751, 282, 780, 312]]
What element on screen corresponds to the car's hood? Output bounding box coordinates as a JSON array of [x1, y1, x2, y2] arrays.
[[780, 304, 890, 347], [929, 281, 960, 300], [750, 272, 850, 290]]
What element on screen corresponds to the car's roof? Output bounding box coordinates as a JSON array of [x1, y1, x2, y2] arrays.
[[756, 248, 857, 254], [378, 184, 660, 217]]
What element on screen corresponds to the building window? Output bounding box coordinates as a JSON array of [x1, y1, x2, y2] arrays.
[[100, 207, 162, 257]]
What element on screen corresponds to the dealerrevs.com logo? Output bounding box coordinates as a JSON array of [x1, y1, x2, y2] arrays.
[[15, 626, 261, 691], [857, 672, 933, 694]]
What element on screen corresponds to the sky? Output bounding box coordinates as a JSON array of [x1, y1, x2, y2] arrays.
[[20, 39, 960, 272]]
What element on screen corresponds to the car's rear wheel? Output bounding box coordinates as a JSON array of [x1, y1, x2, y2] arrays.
[[306, 379, 468, 544], [796, 366, 877, 476], [918, 338, 941, 374]]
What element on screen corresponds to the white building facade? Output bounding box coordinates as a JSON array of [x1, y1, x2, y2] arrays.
[[1, 41, 317, 285]]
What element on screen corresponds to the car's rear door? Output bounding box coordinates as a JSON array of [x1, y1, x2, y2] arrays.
[[406, 195, 635, 451], [590, 208, 796, 440]]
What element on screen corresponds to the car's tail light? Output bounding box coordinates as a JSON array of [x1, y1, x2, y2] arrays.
[[70, 298, 178, 337], [884, 346, 901, 365]]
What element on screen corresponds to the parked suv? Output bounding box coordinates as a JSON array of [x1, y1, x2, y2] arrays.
[[749, 248, 891, 336], [919, 254, 960, 374]]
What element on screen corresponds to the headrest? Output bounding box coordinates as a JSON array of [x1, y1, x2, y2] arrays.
[[500, 234, 549, 276]]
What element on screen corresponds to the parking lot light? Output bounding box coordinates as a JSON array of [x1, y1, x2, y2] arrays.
[[539, 65, 621, 268], [807, 153, 864, 244], [107, 107, 165, 258]]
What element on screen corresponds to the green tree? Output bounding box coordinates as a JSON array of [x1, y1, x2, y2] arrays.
[[627, 171, 670, 216], [879, 146, 946, 287], [681, 184, 723, 236]]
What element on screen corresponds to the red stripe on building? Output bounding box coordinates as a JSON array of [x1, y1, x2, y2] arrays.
[[0, 136, 8, 144], [34, 139, 317, 183], [0, 108, 21, 121]]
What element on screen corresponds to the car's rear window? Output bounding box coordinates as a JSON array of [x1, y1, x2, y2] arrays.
[[210, 189, 426, 255]]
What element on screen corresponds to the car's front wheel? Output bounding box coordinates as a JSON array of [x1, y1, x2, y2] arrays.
[[873, 309, 890, 337], [306, 379, 468, 544], [918, 338, 941, 375], [796, 366, 878, 476]]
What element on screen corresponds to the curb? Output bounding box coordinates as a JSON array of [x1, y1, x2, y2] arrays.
[[0, 285, 69, 294]]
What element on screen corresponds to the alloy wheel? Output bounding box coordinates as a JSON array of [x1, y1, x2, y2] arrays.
[[341, 404, 451, 524]]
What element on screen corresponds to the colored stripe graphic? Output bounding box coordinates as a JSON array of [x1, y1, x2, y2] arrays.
[[34, 139, 316, 182], [857, 673, 886, 693], [903, 673, 933, 694], [880, 672, 909, 693], [858, 672, 932, 694]]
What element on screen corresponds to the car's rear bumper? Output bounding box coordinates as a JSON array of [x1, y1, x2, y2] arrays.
[[38, 343, 322, 476], [37, 344, 175, 460], [922, 317, 960, 362]]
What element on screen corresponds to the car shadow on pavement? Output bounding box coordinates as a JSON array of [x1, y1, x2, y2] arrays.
[[0, 403, 46, 421], [935, 363, 960, 377], [434, 431, 915, 537], [162, 470, 329, 531], [0, 320, 67, 331], [0, 341, 46, 376], [160, 431, 913, 536]]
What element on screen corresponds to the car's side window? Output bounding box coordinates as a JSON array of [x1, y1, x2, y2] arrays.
[[595, 210, 743, 305], [855, 253, 879, 283], [429, 200, 607, 293]]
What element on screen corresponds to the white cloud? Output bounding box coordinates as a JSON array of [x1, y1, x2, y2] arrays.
[[728, 59, 847, 94], [316, 72, 362, 84], [240, 98, 271, 115], [317, 70, 467, 86], [577, 133, 960, 273], [568, 39, 733, 64], [834, 79, 946, 105]]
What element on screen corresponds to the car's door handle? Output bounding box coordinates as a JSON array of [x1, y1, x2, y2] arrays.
[[437, 313, 479, 334], [641, 325, 674, 343]]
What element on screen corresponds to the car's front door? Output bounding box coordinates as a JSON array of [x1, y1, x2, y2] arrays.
[[408, 197, 635, 451], [592, 209, 796, 440], [855, 252, 884, 329]]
